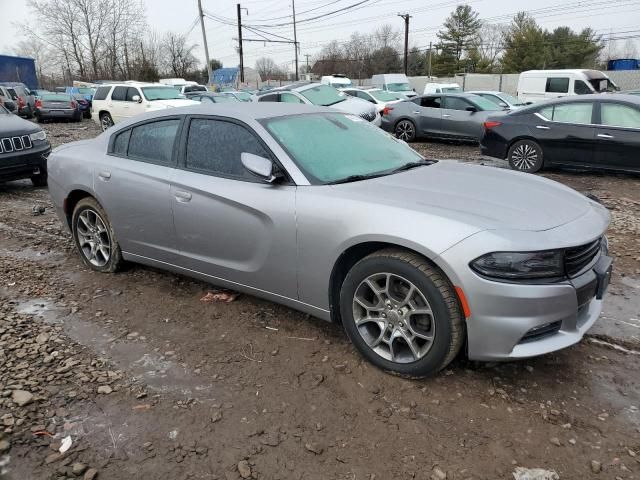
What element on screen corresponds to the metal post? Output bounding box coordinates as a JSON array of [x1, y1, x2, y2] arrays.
[[427, 41, 432, 78], [198, 0, 212, 85], [292, 0, 299, 81], [237, 3, 244, 83]]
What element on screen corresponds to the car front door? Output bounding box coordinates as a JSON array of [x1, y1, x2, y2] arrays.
[[125, 87, 145, 118], [593, 101, 640, 172], [92, 117, 181, 263], [170, 116, 298, 298], [414, 96, 442, 135], [441, 96, 478, 139], [108, 86, 128, 123], [533, 102, 596, 167]]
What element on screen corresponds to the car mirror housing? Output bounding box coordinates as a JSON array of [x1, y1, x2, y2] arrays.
[[465, 106, 478, 113], [132, 95, 142, 103], [241, 152, 281, 183]]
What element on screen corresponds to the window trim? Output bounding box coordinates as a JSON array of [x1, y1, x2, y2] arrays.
[[176, 114, 293, 185], [596, 100, 640, 131], [107, 115, 184, 167]]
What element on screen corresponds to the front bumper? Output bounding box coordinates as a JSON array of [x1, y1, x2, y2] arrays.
[[438, 207, 611, 361], [0, 143, 51, 182]]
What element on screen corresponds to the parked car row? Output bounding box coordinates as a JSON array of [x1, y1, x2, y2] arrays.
[[0, 82, 36, 118]]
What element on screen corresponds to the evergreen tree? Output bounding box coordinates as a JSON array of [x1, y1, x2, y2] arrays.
[[436, 5, 482, 72], [501, 12, 547, 72]]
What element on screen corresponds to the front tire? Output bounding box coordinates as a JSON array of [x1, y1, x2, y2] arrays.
[[31, 172, 47, 187], [340, 249, 465, 377], [100, 112, 114, 131], [394, 119, 417, 142], [72, 197, 123, 273], [508, 139, 544, 173]]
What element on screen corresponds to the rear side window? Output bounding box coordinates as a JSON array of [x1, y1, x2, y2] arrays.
[[112, 129, 131, 156], [128, 119, 180, 164], [539, 103, 593, 124], [185, 118, 269, 180], [111, 86, 128, 101], [574, 80, 592, 95], [601, 103, 640, 129], [545, 78, 569, 94], [420, 96, 441, 108], [93, 86, 111, 101]]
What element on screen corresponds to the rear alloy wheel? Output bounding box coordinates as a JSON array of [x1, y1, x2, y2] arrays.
[[508, 140, 544, 173], [340, 249, 465, 377], [72, 197, 123, 273], [394, 120, 416, 142], [100, 112, 114, 131]]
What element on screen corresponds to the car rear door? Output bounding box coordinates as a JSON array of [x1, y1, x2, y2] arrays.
[[532, 101, 596, 167], [414, 96, 442, 135], [92, 117, 181, 263], [593, 101, 640, 172], [441, 96, 478, 139], [108, 86, 128, 123], [170, 115, 298, 298]]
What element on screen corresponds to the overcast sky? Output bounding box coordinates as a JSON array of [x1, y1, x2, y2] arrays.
[[1, 0, 638, 72]]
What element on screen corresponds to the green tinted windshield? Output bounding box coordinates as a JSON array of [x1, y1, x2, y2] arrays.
[[387, 82, 411, 92], [369, 89, 400, 101], [470, 95, 503, 111], [142, 87, 184, 100], [262, 113, 425, 184], [299, 85, 345, 106], [235, 92, 252, 101], [77, 88, 95, 95]]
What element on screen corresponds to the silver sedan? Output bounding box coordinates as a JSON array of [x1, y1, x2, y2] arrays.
[[47, 103, 612, 377]]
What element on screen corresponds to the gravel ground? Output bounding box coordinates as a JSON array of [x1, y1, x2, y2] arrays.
[[0, 120, 639, 480]]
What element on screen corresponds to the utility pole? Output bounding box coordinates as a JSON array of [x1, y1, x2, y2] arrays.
[[198, 0, 212, 85], [427, 41, 432, 78], [292, 0, 299, 81], [398, 13, 411, 75], [237, 3, 244, 83], [304, 54, 310, 76]]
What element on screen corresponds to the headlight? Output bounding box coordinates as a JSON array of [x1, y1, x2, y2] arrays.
[[30, 130, 47, 142], [470, 250, 564, 280]]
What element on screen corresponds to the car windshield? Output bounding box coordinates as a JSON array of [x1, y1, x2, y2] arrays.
[[299, 85, 345, 106], [330, 82, 352, 88], [369, 90, 400, 101], [77, 88, 95, 95], [142, 87, 184, 101], [212, 95, 238, 102], [469, 95, 503, 111], [497, 92, 525, 106], [262, 113, 427, 184], [442, 87, 462, 92], [235, 92, 252, 101], [0, 105, 7, 114], [387, 82, 411, 92], [588, 78, 619, 93]]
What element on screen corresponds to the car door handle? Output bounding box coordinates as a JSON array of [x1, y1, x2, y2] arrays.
[[174, 191, 192, 202], [98, 170, 111, 180], [597, 133, 614, 139], [536, 125, 550, 130], [442, 114, 451, 118], [412, 111, 420, 114]]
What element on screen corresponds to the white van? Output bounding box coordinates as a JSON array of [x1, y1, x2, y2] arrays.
[[423, 83, 462, 94], [320, 74, 352, 88], [370, 73, 417, 98], [159, 78, 187, 91], [517, 69, 619, 103]]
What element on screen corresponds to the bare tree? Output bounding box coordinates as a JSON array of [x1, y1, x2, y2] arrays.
[[255, 57, 278, 80], [160, 32, 199, 78]]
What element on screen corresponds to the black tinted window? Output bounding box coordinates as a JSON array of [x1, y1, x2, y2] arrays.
[[546, 78, 569, 93], [126, 87, 140, 101], [420, 96, 441, 108], [574, 80, 591, 95], [258, 94, 279, 102], [444, 96, 471, 110], [112, 129, 131, 155], [111, 86, 127, 101], [93, 86, 111, 101], [186, 119, 269, 180], [128, 119, 180, 164]]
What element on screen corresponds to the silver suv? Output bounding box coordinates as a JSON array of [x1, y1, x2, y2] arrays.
[[254, 82, 380, 125]]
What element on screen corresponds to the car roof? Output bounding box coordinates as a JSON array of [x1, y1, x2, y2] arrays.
[[420, 92, 479, 99], [468, 90, 505, 95]]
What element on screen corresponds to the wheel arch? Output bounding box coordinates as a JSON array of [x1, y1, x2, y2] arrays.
[[63, 189, 96, 229]]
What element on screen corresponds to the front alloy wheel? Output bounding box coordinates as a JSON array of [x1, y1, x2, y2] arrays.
[[395, 120, 416, 142], [508, 140, 543, 173], [100, 113, 114, 131]]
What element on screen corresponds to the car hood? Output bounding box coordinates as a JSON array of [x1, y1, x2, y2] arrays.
[[0, 113, 41, 136], [334, 161, 599, 232], [148, 99, 199, 108], [329, 96, 376, 116]]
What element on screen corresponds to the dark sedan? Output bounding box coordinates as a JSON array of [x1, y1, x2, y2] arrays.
[[185, 92, 240, 104], [72, 93, 92, 118], [481, 94, 640, 174], [35, 93, 82, 123]]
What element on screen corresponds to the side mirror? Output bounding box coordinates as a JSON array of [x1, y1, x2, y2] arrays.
[[132, 95, 142, 103], [499, 102, 508, 108], [241, 152, 281, 183], [465, 106, 477, 112]]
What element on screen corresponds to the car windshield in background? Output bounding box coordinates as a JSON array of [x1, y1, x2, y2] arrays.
[[42, 94, 71, 101], [235, 92, 252, 101], [589, 78, 619, 93], [442, 87, 462, 93], [370, 90, 400, 101], [330, 82, 352, 88], [387, 82, 411, 92], [142, 87, 184, 101], [0, 105, 8, 114], [300, 85, 345, 106], [77, 88, 95, 95], [262, 113, 427, 184], [470, 95, 503, 111], [498, 93, 525, 106]]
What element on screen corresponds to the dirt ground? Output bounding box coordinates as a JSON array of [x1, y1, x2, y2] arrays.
[[0, 120, 639, 480]]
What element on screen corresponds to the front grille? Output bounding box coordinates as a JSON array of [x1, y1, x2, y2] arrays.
[[564, 238, 601, 277], [519, 320, 562, 344], [359, 111, 376, 122], [0, 135, 33, 154]]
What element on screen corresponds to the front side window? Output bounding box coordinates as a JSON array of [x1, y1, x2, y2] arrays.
[[574, 80, 592, 95], [93, 86, 111, 101], [420, 96, 441, 108], [444, 97, 472, 111], [141, 87, 183, 101], [299, 85, 345, 106], [126, 87, 141, 102], [262, 113, 425, 184], [601, 103, 640, 129], [281, 93, 304, 104], [539, 103, 593, 124], [185, 118, 270, 181], [546, 77, 570, 94], [258, 94, 279, 102], [128, 119, 180, 164]]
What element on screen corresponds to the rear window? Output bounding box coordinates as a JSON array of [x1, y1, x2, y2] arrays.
[[128, 119, 180, 164], [42, 94, 71, 101], [93, 86, 111, 101], [545, 78, 569, 94]]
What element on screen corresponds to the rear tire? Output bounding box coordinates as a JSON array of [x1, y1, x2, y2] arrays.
[[394, 119, 417, 142], [100, 112, 114, 131], [508, 139, 544, 173], [71, 197, 123, 273], [340, 248, 465, 377]]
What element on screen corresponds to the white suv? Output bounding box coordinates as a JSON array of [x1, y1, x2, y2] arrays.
[[92, 82, 198, 131]]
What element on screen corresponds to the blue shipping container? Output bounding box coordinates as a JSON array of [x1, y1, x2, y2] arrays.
[[607, 59, 640, 71], [0, 55, 38, 89]]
